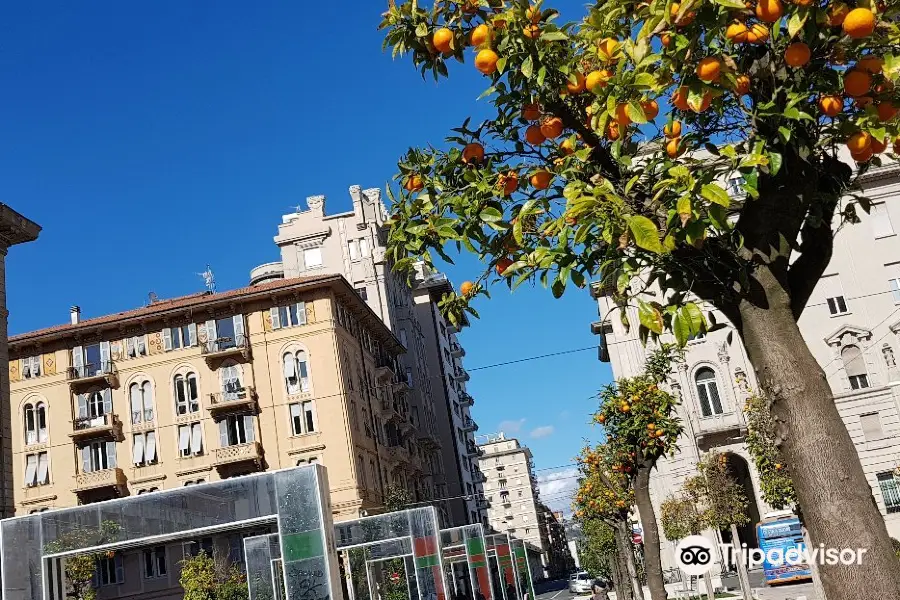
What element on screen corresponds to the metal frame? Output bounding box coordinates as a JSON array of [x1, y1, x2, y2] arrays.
[[485, 533, 522, 600], [441, 524, 493, 600]]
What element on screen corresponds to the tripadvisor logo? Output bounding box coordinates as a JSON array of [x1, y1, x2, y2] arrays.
[[675, 535, 715, 576]]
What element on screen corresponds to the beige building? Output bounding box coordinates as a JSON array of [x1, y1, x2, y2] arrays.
[[592, 161, 900, 572], [478, 434, 549, 580], [8, 273, 428, 522]]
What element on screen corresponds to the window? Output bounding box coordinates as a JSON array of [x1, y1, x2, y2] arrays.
[[71, 342, 111, 378], [183, 479, 206, 486], [283, 351, 311, 394], [137, 487, 159, 495], [842, 345, 870, 390], [142, 546, 167, 578], [126, 335, 147, 358], [304, 247, 323, 269], [271, 302, 307, 330], [297, 456, 319, 466], [164, 324, 196, 351], [289, 402, 317, 435], [175, 373, 200, 415], [860, 412, 884, 441], [359, 238, 370, 258], [885, 345, 897, 368], [221, 363, 243, 399], [133, 431, 158, 466], [695, 368, 724, 417], [355, 287, 368, 301], [878, 472, 900, 514], [95, 554, 124, 586], [24, 452, 49, 487], [186, 538, 214, 558], [348, 239, 360, 260], [220, 415, 255, 446], [827, 296, 849, 315], [76, 389, 112, 428], [890, 278, 900, 303], [399, 329, 408, 348], [81, 441, 115, 473], [22, 356, 41, 379], [466, 483, 473, 495], [873, 203, 895, 238], [406, 368, 413, 386], [24, 402, 48, 445], [129, 381, 154, 424], [357, 455, 366, 487], [179, 423, 204, 457], [726, 175, 745, 196]]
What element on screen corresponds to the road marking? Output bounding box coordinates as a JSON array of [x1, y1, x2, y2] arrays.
[[549, 590, 565, 600]]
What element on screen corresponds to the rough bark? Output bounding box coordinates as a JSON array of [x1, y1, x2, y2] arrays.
[[729, 523, 752, 600], [736, 264, 900, 600], [633, 469, 667, 600], [609, 549, 625, 600], [614, 520, 643, 600]]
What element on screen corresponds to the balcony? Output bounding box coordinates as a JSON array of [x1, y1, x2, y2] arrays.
[[475, 495, 490, 509], [74, 467, 126, 494], [67, 362, 118, 390], [69, 414, 118, 441], [450, 342, 465, 358], [213, 441, 263, 468], [201, 336, 251, 366], [471, 468, 487, 483], [692, 411, 746, 444], [375, 356, 396, 381], [380, 399, 404, 424], [206, 387, 258, 417], [466, 442, 484, 457], [463, 416, 479, 433], [452, 367, 470, 382], [500, 495, 512, 507], [419, 430, 440, 449], [460, 392, 475, 407]]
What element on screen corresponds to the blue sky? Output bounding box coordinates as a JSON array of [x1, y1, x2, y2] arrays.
[[1, 1, 611, 511]]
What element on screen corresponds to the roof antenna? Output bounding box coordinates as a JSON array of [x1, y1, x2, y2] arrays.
[[199, 265, 216, 293], [148, 291, 159, 305]]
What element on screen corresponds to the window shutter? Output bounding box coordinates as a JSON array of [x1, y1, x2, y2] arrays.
[[126, 337, 135, 357], [283, 354, 297, 379], [133, 434, 145, 466], [38, 406, 48, 443], [137, 336, 147, 355], [81, 446, 91, 473], [100, 342, 111, 370], [102, 388, 112, 415], [77, 394, 88, 419], [270, 307, 281, 330], [191, 423, 203, 454], [233, 315, 245, 345], [130, 385, 143, 424], [146, 431, 157, 462], [115, 554, 125, 583], [290, 403, 302, 434], [24, 454, 37, 486], [178, 426, 190, 453], [206, 320, 217, 346], [163, 328, 173, 351], [187, 323, 197, 347], [244, 415, 255, 443], [843, 346, 868, 377], [72, 346, 83, 374], [296, 302, 307, 325], [106, 441, 116, 469], [37, 453, 49, 484], [143, 382, 154, 421], [219, 420, 229, 447]]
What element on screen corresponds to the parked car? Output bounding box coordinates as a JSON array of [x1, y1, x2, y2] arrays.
[[568, 572, 592, 594]]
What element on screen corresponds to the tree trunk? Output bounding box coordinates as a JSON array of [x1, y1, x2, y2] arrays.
[[729, 523, 752, 600], [609, 549, 624, 600], [614, 520, 644, 600], [633, 469, 667, 600], [736, 266, 900, 600]]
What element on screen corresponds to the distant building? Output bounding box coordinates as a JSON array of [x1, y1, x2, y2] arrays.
[[540, 504, 575, 577]]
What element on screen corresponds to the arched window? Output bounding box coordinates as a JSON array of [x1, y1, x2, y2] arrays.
[[129, 381, 154, 424], [221, 364, 242, 399], [842, 345, 870, 390], [174, 372, 199, 415], [36, 402, 47, 443], [283, 350, 310, 394], [695, 367, 724, 417], [24, 404, 35, 444]]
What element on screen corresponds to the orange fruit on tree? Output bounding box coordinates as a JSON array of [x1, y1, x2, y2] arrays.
[[567, 72, 586, 94], [561, 138, 576, 155], [470, 24, 492, 47], [586, 69, 611, 91], [794, 0, 814, 6], [857, 56, 883, 73], [876, 102, 898, 122], [756, 0, 784, 22], [597, 38, 620, 62], [522, 103, 542, 120], [855, 95, 874, 108], [475, 49, 499, 74], [818, 94, 843, 116], [498, 170, 519, 195], [666, 137, 684, 158], [525, 124, 546, 145], [530, 170, 552, 190], [726, 22, 749, 43], [670, 3, 696, 26], [523, 23, 542, 39], [828, 2, 851, 26], [843, 8, 876, 39], [846, 131, 872, 153], [615, 103, 633, 127], [784, 42, 811, 67], [433, 28, 454, 53], [746, 23, 770, 44], [661, 32, 673, 47], [462, 142, 485, 164], [843, 70, 871, 96], [641, 99, 660, 120], [460, 281, 475, 296], [696, 57, 722, 82], [851, 146, 874, 162], [565, 216, 578, 226], [495, 257, 514, 276], [606, 121, 621, 140], [672, 86, 691, 110], [870, 137, 888, 153], [734, 74, 751, 96], [404, 175, 424, 192], [540, 116, 564, 139], [664, 120, 682, 138]]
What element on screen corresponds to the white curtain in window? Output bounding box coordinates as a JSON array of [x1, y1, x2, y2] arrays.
[[179, 425, 191, 453], [843, 346, 868, 377], [37, 403, 48, 443], [37, 453, 49, 484], [284, 353, 299, 394], [133, 433, 145, 465], [142, 382, 153, 421], [146, 431, 157, 463], [191, 423, 203, 454], [130, 383, 143, 424], [297, 351, 310, 392], [24, 454, 37, 486]]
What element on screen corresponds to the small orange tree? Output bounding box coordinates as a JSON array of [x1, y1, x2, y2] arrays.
[[744, 394, 798, 510], [381, 1, 900, 597]]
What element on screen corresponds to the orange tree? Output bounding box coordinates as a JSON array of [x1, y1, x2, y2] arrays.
[[592, 347, 681, 599], [380, 0, 900, 596], [744, 394, 798, 510], [574, 443, 641, 600]]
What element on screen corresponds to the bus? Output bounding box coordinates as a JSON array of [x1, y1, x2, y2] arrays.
[[756, 512, 812, 585]]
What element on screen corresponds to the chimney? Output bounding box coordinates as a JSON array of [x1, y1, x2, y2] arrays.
[[70, 306, 81, 325]]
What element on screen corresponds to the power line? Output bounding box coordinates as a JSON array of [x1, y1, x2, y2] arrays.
[[468, 347, 597, 371]]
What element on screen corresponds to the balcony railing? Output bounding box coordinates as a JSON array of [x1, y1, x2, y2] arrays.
[[74, 467, 126, 493], [201, 336, 251, 363], [475, 495, 490, 509], [70, 414, 117, 440], [453, 367, 470, 382], [463, 417, 479, 432], [460, 392, 475, 407], [471, 469, 487, 483], [692, 410, 745, 440], [466, 442, 484, 457], [375, 356, 396, 381], [67, 362, 118, 388], [207, 387, 258, 416], [213, 441, 263, 467], [450, 342, 465, 358]]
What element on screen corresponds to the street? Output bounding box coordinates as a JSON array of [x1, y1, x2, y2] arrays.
[[532, 577, 820, 600]]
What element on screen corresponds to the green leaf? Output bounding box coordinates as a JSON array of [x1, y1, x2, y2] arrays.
[[479, 207, 503, 222], [788, 8, 808, 38], [777, 126, 792, 143], [627, 101, 648, 124], [701, 183, 731, 207], [682, 302, 705, 334], [638, 299, 664, 334], [632, 73, 656, 89], [625, 175, 640, 195], [713, 0, 746, 8], [677, 196, 692, 225], [768, 152, 783, 176], [415, 23, 429, 37], [628, 216, 664, 253], [496, 56, 508, 74], [540, 31, 569, 41], [521, 55, 534, 79], [672, 312, 690, 346]]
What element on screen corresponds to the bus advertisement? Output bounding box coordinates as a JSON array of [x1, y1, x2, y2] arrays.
[[756, 514, 812, 585]]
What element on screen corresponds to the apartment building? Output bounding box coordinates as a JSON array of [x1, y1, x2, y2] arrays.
[[591, 161, 900, 571], [540, 507, 574, 578], [9, 273, 428, 524], [413, 262, 486, 527], [478, 433, 549, 580]]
